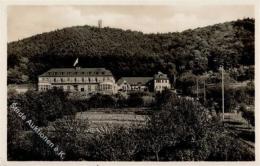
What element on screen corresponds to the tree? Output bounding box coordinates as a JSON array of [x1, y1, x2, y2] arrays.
[[177, 71, 197, 95], [147, 92, 218, 160], [240, 104, 254, 126]]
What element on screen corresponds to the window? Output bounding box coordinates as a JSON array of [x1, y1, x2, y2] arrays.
[[82, 77, 84, 82], [67, 86, 70, 91], [75, 78, 77, 82], [54, 78, 56, 82], [81, 88, 84, 92], [74, 85, 78, 91]]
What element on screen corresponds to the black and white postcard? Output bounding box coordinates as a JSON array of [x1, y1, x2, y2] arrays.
[[0, 0, 259, 165]]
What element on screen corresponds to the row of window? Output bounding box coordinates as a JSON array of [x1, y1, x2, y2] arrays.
[[100, 84, 113, 90], [155, 85, 169, 89], [58, 85, 98, 91], [155, 80, 169, 83], [39, 84, 113, 92], [40, 77, 114, 83], [48, 71, 106, 76], [121, 85, 147, 91], [155, 79, 169, 83], [39, 85, 51, 91]]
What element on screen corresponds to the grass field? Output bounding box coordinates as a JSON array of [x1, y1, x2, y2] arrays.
[[223, 112, 255, 153], [75, 108, 150, 128]]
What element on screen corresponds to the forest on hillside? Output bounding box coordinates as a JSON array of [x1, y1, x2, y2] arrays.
[[8, 18, 254, 84]]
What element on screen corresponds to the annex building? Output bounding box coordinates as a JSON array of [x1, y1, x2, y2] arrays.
[[116, 72, 171, 93]]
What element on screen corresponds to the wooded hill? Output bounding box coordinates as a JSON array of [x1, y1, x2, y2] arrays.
[[8, 18, 254, 84]]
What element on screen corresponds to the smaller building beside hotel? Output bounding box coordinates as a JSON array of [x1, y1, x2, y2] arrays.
[[117, 71, 171, 93], [154, 72, 171, 92], [117, 77, 153, 93]]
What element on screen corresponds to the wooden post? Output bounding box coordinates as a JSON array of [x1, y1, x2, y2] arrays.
[[196, 77, 199, 100], [221, 66, 225, 120], [203, 79, 206, 105]]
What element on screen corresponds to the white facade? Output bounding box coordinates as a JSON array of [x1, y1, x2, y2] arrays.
[[118, 80, 131, 92], [154, 72, 171, 92], [38, 68, 118, 94], [154, 79, 171, 92], [117, 77, 153, 93]]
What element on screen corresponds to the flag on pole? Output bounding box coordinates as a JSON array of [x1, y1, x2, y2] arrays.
[[73, 58, 79, 67]]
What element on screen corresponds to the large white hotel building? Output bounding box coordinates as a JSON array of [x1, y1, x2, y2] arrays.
[[38, 67, 117, 94]]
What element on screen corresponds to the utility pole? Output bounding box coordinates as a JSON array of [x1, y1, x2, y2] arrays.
[[203, 79, 206, 105], [221, 66, 225, 121], [196, 77, 199, 100]]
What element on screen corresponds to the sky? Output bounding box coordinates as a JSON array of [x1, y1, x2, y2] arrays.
[[7, 5, 254, 42]]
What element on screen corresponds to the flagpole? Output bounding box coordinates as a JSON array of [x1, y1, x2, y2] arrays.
[[73, 58, 79, 67]]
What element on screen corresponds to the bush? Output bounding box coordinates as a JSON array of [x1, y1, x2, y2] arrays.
[[8, 88, 69, 127], [207, 134, 254, 161], [127, 93, 144, 107], [240, 104, 254, 126], [88, 94, 116, 108]]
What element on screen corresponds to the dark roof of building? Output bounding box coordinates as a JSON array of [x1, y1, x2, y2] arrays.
[[117, 77, 153, 85], [39, 68, 113, 77], [154, 72, 169, 80]]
